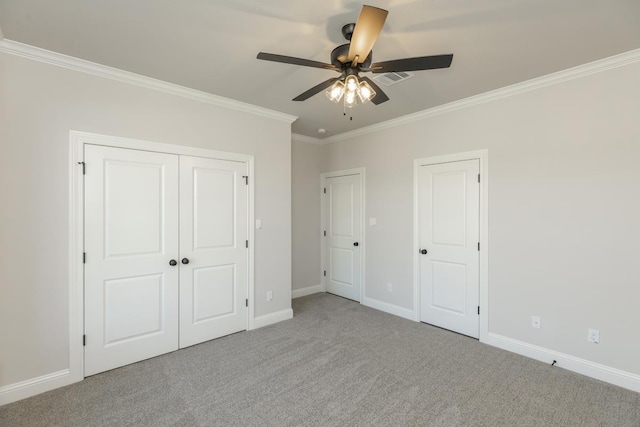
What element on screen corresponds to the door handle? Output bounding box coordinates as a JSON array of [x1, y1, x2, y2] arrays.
[[353, 242, 359, 247], [181, 258, 190, 265], [420, 249, 428, 255], [169, 259, 177, 266]]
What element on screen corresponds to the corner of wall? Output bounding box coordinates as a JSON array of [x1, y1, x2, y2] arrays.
[[252, 309, 294, 330], [0, 370, 78, 406], [361, 297, 416, 322], [292, 284, 325, 299]]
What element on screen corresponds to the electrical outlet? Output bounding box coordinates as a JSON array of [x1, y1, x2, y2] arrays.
[[266, 291, 273, 301], [588, 329, 600, 343], [531, 316, 541, 329], [387, 282, 393, 292]]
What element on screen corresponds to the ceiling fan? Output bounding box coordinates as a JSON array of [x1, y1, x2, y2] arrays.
[[257, 5, 453, 107]]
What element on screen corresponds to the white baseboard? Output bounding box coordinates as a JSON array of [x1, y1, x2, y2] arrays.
[[0, 369, 76, 406], [292, 284, 324, 299], [484, 332, 640, 393], [362, 297, 416, 321], [252, 308, 294, 330]]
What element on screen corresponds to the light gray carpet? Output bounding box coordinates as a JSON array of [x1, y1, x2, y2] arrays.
[[2, 293, 639, 426]]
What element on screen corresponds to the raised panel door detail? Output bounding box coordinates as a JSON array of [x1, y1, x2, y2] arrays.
[[330, 182, 354, 238], [85, 145, 249, 374], [193, 168, 235, 250], [432, 171, 467, 247], [104, 160, 164, 257], [324, 173, 362, 302], [431, 261, 466, 314], [84, 144, 179, 376], [104, 274, 164, 345], [192, 265, 235, 323], [330, 248, 354, 286], [419, 159, 479, 338], [179, 155, 248, 348]]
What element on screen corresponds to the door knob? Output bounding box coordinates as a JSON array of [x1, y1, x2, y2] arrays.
[[420, 249, 428, 255], [169, 259, 177, 266], [181, 258, 190, 265], [353, 242, 359, 247]]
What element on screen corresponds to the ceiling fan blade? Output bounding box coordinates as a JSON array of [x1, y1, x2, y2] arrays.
[[370, 54, 453, 73], [257, 52, 339, 71], [360, 77, 389, 105], [347, 5, 388, 66], [292, 78, 339, 101]]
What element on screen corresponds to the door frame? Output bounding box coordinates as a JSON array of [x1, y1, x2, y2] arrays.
[[413, 150, 488, 341], [68, 130, 255, 382], [320, 168, 366, 302]]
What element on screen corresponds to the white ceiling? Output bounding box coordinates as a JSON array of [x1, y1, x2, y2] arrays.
[[1, 0, 639, 139]]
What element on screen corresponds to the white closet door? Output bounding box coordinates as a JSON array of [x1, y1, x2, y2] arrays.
[[84, 145, 179, 376], [419, 159, 480, 338], [324, 174, 362, 302], [179, 156, 248, 348]]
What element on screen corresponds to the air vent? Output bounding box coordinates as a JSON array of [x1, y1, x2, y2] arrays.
[[372, 71, 414, 86]]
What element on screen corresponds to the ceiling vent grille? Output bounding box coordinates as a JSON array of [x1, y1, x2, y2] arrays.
[[372, 71, 414, 86]]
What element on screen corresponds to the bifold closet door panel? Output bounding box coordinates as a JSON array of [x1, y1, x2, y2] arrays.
[[84, 145, 180, 376], [178, 155, 249, 348]]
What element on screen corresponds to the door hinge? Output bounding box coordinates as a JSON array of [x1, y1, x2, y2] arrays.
[[323, 230, 326, 237], [78, 161, 85, 175], [323, 270, 326, 277], [478, 174, 480, 183], [323, 187, 326, 194], [477, 242, 480, 251], [83, 335, 86, 346], [83, 252, 86, 263], [242, 175, 248, 185], [245, 298, 248, 307], [245, 240, 248, 248], [477, 306, 480, 315]]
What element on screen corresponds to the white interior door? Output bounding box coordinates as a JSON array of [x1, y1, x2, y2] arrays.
[[419, 159, 480, 338], [179, 156, 248, 348], [324, 174, 362, 301], [84, 145, 179, 376]]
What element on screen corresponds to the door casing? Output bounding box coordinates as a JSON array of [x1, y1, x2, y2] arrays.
[[413, 150, 488, 342], [69, 131, 255, 382], [320, 168, 365, 303]]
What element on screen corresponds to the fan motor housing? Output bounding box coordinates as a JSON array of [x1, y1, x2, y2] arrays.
[[330, 43, 372, 69]]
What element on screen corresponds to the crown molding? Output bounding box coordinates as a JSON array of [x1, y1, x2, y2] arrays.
[[291, 133, 323, 144], [319, 47, 640, 144], [0, 39, 297, 124]]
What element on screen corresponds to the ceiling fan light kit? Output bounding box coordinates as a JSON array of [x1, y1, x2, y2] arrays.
[[326, 75, 376, 108], [257, 4, 454, 114]]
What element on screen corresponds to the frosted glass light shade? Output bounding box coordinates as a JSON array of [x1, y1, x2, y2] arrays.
[[358, 80, 376, 103], [325, 80, 345, 102]]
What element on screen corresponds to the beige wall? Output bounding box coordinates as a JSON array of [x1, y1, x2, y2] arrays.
[[0, 52, 292, 387], [291, 139, 325, 291], [307, 60, 640, 375]]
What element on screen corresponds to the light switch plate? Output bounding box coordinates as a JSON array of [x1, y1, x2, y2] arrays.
[[369, 218, 377, 226], [256, 219, 262, 229]]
